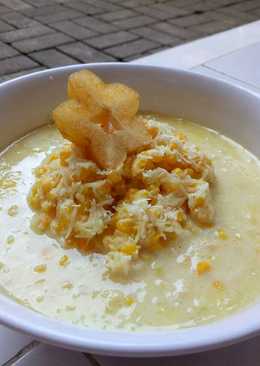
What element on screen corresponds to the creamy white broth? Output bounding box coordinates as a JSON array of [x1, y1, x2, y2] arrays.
[[1, 115, 260, 331]]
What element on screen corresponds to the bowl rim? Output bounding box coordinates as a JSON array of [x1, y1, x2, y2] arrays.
[[1, 62, 260, 357]]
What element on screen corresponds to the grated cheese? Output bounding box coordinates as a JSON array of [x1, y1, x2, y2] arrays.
[[28, 119, 215, 276]]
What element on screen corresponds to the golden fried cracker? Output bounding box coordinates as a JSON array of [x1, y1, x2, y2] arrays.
[[54, 70, 151, 169]]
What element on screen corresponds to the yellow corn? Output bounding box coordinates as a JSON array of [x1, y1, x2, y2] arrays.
[[213, 280, 224, 289], [120, 243, 138, 256], [116, 219, 136, 235], [150, 207, 161, 219], [195, 196, 205, 207], [59, 255, 70, 267], [36, 295, 44, 303], [149, 232, 166, 251], [0, 179, 16, 189], [34, 264, 47, 273], [196, 260, 211, 275], [41, 179, 53, 194], [35, 166, 47, 177], [60, 148, 71, 166], [62, 281, 73, 289], [217, 229, 228, 240], [176, 132, 187, 142], [134, 189, 149, 200], [147, 126, 158, 138], [47, 152, 58, 162], [176, 210, 186, 224], [173, 168, 183, 176], [6, 235, 15, 245], [8, 205, 18, 217], [125, 295, 135, 306]]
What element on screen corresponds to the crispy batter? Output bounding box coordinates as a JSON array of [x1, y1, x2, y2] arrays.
[[68, 69, 104, 118], [102, 82, 139, 124], [116, 116, 152, 153], [53, 99, 92, 148], [53, 70, 151, 169], [53, 99, 126, 168]]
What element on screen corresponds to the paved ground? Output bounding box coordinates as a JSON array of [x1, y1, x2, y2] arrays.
[[0, 0, 259, 82]]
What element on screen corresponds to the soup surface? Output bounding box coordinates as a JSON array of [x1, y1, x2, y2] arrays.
[[0, 115, 260, 331]]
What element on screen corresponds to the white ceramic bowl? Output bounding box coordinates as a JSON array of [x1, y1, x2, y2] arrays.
[[0, 63, 260, 358]]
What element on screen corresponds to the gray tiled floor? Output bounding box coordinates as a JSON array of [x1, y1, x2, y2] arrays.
[[0, 0, 259, 81]]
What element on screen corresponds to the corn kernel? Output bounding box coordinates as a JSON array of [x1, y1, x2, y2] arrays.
[[0, 179, 16, 189], [60, 148, 71, 167], [185, 168, 194, 177], [195, 196, 205, 207], [134, 190, 149, 199], [176, 210, 186, 224], [34, 264, 47, 273], [36, 295, 44, 303], [153, 155, 163, 164], [41, 180, 53, 194], [59, 255, 70, 267], [213, 280, 224, 289], [148, 126, 158, 138], [6, 235, 15, 245], [48, 152, 58, 162], [176, 132, 187, 142], [125, 295, 135, 306], [43, 175, 60, 194], [173, 168, 183, 176], [150, 207, 161, 219], [171, 142, 178, 149], [116, 219, 136, 235], [62, 281, 73, 289], [196, 260, 211, 275], [35, 166, 47, 177], [217, 229, 228, 240], [120, 243, 138, 256], [8, 205, 18, 217], [149, 232, 167, 251]]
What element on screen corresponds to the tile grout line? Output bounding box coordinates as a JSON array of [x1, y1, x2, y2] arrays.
[[1, 340, 40, 366], [199, 38, 260, 68], [198, 64, 260, 92], [83, 353, 102, 366]]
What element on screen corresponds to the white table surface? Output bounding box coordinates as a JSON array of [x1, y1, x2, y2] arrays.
[[1, 19, 260, 366]]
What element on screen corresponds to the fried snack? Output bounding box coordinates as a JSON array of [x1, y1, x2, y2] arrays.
[[102, 83, 139, 124], [53, 99, 92, 148], [53, 99, 126, 168], [68, 69, 104, 118], [53, 70, 151, 169]]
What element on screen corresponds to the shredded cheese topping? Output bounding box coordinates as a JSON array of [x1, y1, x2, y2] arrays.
[[28, 118, 215, 275]]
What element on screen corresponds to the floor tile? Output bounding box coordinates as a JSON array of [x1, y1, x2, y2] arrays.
[[192, 65, 260, 94], [133, 20, 260, 69], [13, 344, 90, 366], [0, 325, 33, 364], [204, 41, 260, 89]]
